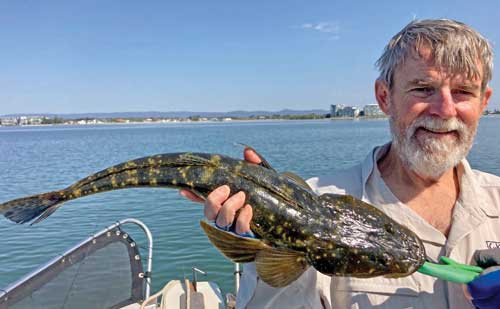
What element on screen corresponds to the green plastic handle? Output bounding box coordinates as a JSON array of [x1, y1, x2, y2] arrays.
[[417, 257, 483, 284], [439, 256, 484, 273]]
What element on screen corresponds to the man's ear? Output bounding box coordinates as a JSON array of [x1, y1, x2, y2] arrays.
[[375, 79, 391, 115], [480, 87, 493, 113]]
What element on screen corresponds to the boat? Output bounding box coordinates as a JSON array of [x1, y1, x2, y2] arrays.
[[0, 218, 238, 309]]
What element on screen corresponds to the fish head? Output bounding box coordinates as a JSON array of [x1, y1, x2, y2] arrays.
[[306, 222, 426, 278], [307, 194, 427, 278], [357, 220, 426, 277]]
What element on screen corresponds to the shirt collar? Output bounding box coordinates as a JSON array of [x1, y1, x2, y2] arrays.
[[359, 143, 498, 246], [360, 142, 497, 217], [360, 143, 390, 200], [459, 159, 499, 217]]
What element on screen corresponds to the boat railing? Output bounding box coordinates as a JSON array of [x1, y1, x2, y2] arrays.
[[0, 218, 153, 309]]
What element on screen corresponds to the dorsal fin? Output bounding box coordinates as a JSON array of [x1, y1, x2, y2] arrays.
[[176, 153, 217, 166]]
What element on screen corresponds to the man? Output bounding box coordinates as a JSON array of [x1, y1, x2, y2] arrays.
[[181, 19, 500, 308]]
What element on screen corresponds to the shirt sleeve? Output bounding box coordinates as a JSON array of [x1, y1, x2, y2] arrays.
[[236, 263, 258, 308], [236, 264, 331, 308]]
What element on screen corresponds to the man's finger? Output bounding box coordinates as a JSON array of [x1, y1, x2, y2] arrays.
[[179, 189, 205, 203], [215, 191, 246, 228], [204, 185, 231, 220], [235, 204, 253, 235], [244, 147, 262, 164]]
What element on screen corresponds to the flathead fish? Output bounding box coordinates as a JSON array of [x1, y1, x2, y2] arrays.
[[0, 152, 426, 287]]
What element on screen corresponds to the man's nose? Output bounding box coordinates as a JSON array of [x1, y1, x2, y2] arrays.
[[429, 88, 457, 119]]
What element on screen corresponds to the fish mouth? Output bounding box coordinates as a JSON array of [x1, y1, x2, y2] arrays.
[[381, 256, 423, 278]]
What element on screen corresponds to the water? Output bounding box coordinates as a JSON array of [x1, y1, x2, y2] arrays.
[[1, 118, 500, 297]]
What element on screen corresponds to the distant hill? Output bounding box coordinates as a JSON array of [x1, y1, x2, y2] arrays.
[[1, 109, 329, 119]]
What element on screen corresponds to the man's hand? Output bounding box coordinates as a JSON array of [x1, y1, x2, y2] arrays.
[[466, 248, 500, 308], [179, 148, 261, 235]]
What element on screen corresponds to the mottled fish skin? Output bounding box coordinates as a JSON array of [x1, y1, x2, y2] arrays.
[[0, 152, 426, 279]]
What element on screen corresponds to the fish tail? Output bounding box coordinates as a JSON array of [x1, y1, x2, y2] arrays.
[[1, 190, 69, 224]]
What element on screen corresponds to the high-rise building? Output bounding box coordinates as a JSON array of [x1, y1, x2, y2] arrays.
[[363, 104, 384, 117], [330, 104, 345, 117], [331, 104, 360, 117]]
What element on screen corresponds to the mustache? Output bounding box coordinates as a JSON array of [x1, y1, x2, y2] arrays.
[[408, 116, 467, 136]]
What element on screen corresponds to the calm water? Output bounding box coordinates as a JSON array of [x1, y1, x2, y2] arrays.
[[1, 118, 500, 297]]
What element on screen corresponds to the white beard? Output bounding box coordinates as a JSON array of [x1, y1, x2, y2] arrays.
[[390, 115, 476, 179]]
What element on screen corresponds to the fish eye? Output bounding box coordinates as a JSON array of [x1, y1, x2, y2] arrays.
[[384, 223, 395, 234]]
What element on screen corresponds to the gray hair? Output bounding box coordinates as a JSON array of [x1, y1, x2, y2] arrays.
[[376, 19, 493, 91]]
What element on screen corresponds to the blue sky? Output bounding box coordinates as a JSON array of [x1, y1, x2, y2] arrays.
[[1, 0, 500, 114]]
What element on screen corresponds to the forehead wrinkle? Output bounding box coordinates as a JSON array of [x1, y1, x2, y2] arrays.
[[405, 77, 479, 88], [398, 58, 483, 91]]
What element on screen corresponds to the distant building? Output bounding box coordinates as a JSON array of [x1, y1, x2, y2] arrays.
[[0, 117, 18, 126], [18, 116, 29, 125], [363, 104, 384, 117], [339, 106, 360, 117], [330, 104, 359, 117], [0, 116, 45, 126], [28, 117, 43, 125], [330, 104, 345, 117]]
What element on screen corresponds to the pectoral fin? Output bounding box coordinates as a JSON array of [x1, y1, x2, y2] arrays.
[[255, 247, 309, 287], [237, 143, 275, 171], [200, 220, 269, 263], [281, 172, 313, 191], [188, 189, 207, 201]]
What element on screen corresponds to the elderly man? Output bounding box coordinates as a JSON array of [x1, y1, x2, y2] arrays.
[[181, 19, 500, 308]]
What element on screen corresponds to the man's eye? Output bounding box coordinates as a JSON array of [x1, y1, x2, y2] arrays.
[[411, 87, 434, 95], [454, 89, 474, 96]]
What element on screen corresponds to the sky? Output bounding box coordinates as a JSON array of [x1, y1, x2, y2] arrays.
[[1, 0, 500, 115]]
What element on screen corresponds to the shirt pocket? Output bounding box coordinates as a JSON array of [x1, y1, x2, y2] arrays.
[[331, 276, 422, 309]]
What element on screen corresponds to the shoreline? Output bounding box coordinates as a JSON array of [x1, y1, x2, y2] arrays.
[[3, 114, 500, 128], [0, 116, 391, 128]]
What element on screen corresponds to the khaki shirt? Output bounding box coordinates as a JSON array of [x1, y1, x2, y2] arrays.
[[237, 144, 500, 309]]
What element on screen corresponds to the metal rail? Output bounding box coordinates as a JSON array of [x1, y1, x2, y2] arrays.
[[234, 263, 241, 295], [117, 218, 154, 299], [0, 218, 154, 300]]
